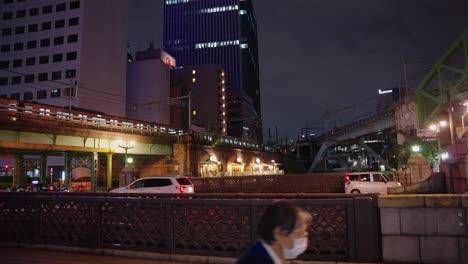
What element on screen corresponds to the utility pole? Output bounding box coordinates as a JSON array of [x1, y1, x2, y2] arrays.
[[68, 80, 77, 114], [188, 91, 191, 130], [403, 56, 410, 96], [275, 126, 278, 145]]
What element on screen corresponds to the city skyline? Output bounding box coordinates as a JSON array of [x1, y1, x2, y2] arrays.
[[129, 0, 468, 142]]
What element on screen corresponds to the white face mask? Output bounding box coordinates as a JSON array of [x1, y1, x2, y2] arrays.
[[281, 236, 308, 259]]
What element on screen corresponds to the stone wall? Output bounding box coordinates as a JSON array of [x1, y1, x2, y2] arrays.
[[379, 194, 468, 264]]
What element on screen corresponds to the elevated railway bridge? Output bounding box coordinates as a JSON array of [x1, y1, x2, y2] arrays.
[[298, 32, 468, 173], [0, 101, 277, 191]]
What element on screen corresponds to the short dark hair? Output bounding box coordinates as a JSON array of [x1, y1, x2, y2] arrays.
[[256, 200, 301, 244]]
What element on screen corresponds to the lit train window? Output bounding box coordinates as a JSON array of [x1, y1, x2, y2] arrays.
[[56, 111, 71, 119], [24, 106, 32, 114], [8, 103, 17, 111], [39, 108, 51, 116], [168, 129, 176, 134], [92, 116, 106, 125], [78, 114, 88, 121], [122, 121, 133, 128]]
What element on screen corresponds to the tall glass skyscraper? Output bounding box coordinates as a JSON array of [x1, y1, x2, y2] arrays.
[[163, 0, 262, 142]]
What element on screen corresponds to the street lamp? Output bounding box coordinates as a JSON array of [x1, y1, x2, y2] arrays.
[[428, 120, 447, 172], [118, 140, 135, 166], [411, 145, 421, 153]]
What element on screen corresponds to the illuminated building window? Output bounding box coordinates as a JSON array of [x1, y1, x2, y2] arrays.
[[50, 89, 61, 98], [192, 110, 197, 116], [192, 70, 196, 74], [200, 5, 238, 13], [240, 43, 248, 49], [165, 0, 192, 5], [192, 78, 196, 83], [195, 40, 240, 49], [239, 10, 247, 15]]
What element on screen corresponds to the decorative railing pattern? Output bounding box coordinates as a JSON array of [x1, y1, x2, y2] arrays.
[[0, 193, 380, 262], [190, 173, 345, 193]]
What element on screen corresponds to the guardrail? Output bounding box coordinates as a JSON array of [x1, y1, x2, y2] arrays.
[[0, 193, 380, 262]]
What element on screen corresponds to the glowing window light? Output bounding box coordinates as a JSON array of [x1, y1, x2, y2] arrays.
[[195, 40, 240, 49], [165, 0, 191, 5], [200, 5, 238, 13]]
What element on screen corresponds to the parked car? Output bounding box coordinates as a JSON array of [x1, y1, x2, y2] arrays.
[[109, 176, 195, 194], [345, 171, 401, 194]]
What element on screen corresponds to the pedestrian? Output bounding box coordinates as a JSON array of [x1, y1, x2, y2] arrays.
[[235, 200, 312, 264]]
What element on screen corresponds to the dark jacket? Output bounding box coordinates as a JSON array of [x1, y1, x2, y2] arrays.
[[235, 240, 276, 264]]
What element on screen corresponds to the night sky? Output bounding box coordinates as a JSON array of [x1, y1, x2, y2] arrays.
[[129, 0, 468, 142]]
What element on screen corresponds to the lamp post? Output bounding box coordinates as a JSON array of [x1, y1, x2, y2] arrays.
[[118, 140, 135, 166], [428, 120, 447, 172]]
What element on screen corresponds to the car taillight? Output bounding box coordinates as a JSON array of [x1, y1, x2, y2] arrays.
[[176, 186, 185, 193], [345, 173, 350, 184], [48, 186, 55, 191]]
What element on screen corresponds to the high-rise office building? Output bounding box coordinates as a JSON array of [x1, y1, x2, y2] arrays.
[[0, 0, 128, 116], [163, 0, 262, 141]]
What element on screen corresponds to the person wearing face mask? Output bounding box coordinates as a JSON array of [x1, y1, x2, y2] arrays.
[[235, 200, 312, 264]]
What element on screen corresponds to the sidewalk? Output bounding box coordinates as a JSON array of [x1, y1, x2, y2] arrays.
[[0, 244, 380, 264]]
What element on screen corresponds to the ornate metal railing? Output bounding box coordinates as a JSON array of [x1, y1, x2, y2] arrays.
[[190, 173, 345, 193], [0, 193, 380, 262]]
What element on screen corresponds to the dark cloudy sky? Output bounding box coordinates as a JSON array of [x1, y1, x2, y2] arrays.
[[129, 0, 468, 141]]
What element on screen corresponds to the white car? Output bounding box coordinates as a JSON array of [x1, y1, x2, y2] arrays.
[[345, 172, 401, 194], [110, 176, 195, 194]]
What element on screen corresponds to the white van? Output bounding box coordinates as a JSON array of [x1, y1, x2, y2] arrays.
[[345, 172, 401, 194]]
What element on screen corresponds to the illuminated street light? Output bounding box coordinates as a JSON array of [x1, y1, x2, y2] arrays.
[[411, 145, 421, 153], [118, 140, 135, 166], [441, 152, 449, 161]]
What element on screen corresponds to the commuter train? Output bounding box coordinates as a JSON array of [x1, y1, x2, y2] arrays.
[[0, 97, 187, 136]]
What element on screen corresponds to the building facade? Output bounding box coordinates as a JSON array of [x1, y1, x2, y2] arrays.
[[163, 0, 262, 141], [171, 64, 227, 134], [0, 0, 128, 116], [126, 48, 175, 124]]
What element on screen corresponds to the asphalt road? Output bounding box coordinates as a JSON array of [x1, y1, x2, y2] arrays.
[[0, 247, 190, 264]]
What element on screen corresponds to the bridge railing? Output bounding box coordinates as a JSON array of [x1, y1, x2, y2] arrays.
[[190, 173, 345, 193], [0, 193, 381, 262]]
